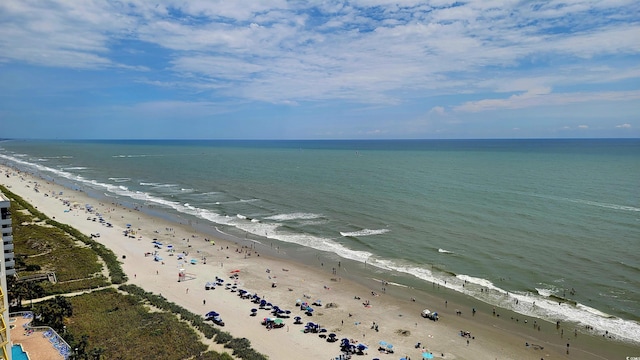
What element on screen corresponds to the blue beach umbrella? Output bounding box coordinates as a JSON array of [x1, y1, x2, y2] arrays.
[[379, 341, 387, 347], [387, 344, 394, 350], [422, 352, 434, 359]]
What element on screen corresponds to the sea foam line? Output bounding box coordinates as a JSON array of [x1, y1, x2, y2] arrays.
[[2, 152, 639, 345], [340, 228, 389, 237], [265, 213, 322, 221]]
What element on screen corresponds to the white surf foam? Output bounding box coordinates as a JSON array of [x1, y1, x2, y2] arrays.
[[265, 213, 322, 221], [2, 151, 639, 345], [340, 228, 389, 237]]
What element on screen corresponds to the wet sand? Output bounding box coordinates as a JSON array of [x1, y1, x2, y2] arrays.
[[3, 164, 638, 360]]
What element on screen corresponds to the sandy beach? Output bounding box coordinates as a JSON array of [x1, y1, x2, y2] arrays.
[[2, 164, 637, 360]]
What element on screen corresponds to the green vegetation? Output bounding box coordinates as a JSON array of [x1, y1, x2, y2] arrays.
[[120, 284, 268, 360], [2, 185, 110, 296], [1, 185, 267, 359], [66, 289, 209, 359]]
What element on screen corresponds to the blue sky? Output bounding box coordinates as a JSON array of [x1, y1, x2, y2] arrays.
[[0, 0, 638, 139]]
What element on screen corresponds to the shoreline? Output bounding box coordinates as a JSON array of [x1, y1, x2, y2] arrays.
[[2, 164, 638, 360]]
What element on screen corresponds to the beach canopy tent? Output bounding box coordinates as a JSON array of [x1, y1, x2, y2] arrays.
[[422, 352, 434, 359], [205, 311, 219, 318]]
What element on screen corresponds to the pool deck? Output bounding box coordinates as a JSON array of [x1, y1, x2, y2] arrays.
[[10, 317, 64, 360]]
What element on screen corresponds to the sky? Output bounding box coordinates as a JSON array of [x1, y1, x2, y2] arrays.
[[0, 0, 639, 140]]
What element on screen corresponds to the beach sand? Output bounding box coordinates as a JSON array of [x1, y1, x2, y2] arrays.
[[2, 164, 637, 360]]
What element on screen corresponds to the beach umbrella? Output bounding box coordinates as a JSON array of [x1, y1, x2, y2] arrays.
[[251, 308, 257, 313], [205, 311, 219, 317], [230, 269, 240, 273], [357, 343, 368, 350], [328, 333, 336, 338], [273, 319, 284, 325], [387, 344, 394, 350], [379, 341, 387, 347], [422, 352, 434, 359]]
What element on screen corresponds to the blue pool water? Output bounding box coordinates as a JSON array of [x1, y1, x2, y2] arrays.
[[12, 344, 29, 360]]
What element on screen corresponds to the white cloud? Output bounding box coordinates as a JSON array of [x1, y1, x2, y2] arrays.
[[1, 0, 639, 109], [616, 123, 632, 128], [429, 106, 446, 115], [578, 125, 589, 129], [454, 90, 640, 113]]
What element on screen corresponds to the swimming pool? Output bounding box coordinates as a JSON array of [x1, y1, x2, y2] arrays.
[[12, 344, 30, 360]]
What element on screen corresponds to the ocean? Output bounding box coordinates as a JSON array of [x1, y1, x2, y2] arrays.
[[1, 139, 639, 343]]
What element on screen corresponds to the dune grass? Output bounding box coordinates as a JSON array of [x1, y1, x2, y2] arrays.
[[2, 184, 267, 359]]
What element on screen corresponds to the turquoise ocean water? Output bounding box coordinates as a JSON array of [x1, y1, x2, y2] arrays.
[[1, 139, 638, 343]]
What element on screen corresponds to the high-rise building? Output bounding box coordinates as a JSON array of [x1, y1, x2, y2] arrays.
[[0, 192, 12, 360]]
